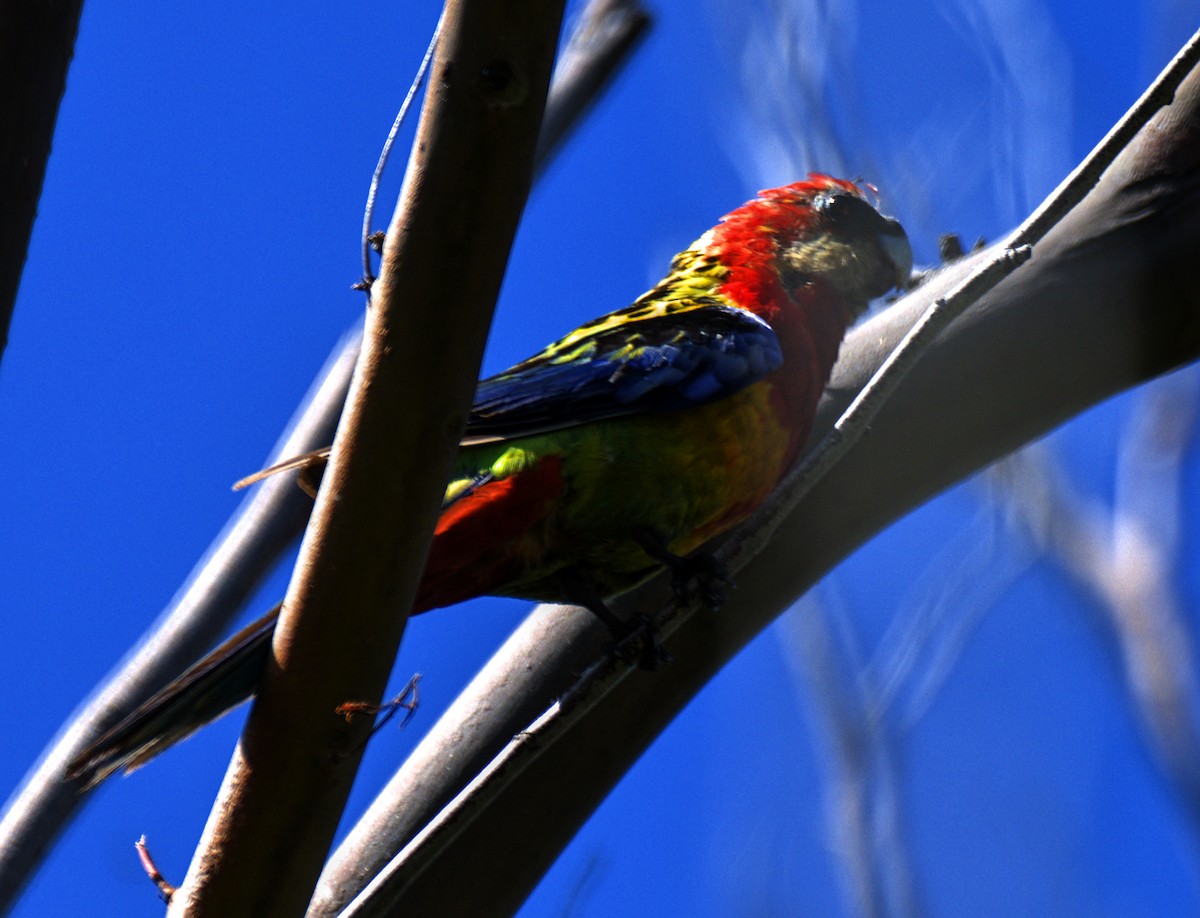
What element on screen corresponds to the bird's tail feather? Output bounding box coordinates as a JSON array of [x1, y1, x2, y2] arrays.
[[232, 448, 331, 492], [66, 604, 281, 789]]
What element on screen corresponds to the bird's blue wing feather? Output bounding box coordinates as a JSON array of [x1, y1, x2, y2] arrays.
[[463, 303, 782, 444]]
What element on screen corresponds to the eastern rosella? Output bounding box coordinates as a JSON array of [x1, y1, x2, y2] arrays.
[[68, 175, 911, 786]]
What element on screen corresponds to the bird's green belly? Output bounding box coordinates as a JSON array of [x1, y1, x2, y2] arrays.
[[451, 381, 795, 601]]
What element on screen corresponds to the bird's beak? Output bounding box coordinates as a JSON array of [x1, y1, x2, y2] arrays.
[[879, 220, 913, 291]]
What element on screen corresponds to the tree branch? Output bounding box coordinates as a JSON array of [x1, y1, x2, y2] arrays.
[[163, 3, 564, 915], [533, 0, 649, 172], [312, 47, 1200, 917], [0, 0, 83, 364]]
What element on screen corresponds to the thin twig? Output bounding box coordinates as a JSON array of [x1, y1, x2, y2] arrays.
[[134, 836, 176, 904], [337, 673, 423, 740], [360, 23, 442, 284]]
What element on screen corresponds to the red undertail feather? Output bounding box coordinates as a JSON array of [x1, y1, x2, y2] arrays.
[[414, 455, 566, 612]]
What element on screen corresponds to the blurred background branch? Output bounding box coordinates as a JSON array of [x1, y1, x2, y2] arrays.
[[984, 370, 1200, 837]]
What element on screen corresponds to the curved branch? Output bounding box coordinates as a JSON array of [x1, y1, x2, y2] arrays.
[[312, 49, 1200, 917]]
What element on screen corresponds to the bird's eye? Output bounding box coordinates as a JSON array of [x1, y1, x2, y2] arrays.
[[813, 191, 880, 231]]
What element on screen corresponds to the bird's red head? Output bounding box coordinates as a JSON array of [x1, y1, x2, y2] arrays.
[[705, 175, 911, 324]]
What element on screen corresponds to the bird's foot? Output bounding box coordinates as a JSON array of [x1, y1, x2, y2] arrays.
[[673, 552, 732, 611], [609, 614, 674, 671], [557, 568, 671, 670], [636, 531, 733, 611]]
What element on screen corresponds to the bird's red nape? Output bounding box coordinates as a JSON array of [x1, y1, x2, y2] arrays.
[[704, 175, 864, 324]]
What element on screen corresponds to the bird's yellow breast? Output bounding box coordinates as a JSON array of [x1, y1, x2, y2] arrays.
[[468, 378, 796, 599]]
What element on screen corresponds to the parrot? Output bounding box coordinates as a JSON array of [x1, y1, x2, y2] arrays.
[[67, 175, 911, 788]]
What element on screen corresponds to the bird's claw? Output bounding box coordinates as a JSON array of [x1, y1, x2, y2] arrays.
[[610, 614, 673, 671], [635, 531, 734, 612], [668, 552, 732, 611]]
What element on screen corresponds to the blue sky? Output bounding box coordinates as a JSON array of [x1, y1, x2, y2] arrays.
[[2, 1, 1198, 916]]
